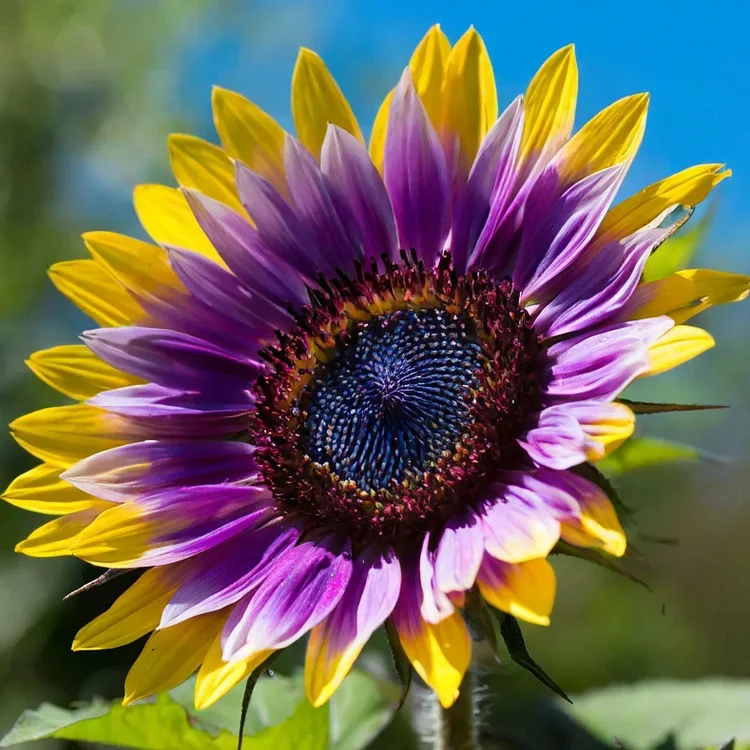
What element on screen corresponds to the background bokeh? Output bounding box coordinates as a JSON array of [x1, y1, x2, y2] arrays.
[[0, 0, 748, 747]]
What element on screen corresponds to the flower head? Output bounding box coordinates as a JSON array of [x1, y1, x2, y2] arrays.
[[6, 25, 749, 712]]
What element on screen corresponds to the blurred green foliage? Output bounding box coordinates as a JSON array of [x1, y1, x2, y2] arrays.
[[0, 2, 749, 749]]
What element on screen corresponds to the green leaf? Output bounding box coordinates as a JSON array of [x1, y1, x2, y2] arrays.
[[0, 694, 237, 749], [567, 679, 750, 750], [642, 203, 714, 282], [597, 437, 714, 476], [499, 614, 571, 703], [330, 669, 397, 750], [619, 399, 727, 414], [239, 696, 329, 750], [0, 669, 399, 750], [169, 671, 304, 737]]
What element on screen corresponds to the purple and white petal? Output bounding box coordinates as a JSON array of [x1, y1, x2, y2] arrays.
[[159, 518, 302, 628], [221, 534, 352, 662], [433, 508, 484, 596], [514, 164, 627, 303], [478, 483, 561, 563], [419, 533, 456, 624], [541, 316, 674, 403], [534, 226, 671, 339]]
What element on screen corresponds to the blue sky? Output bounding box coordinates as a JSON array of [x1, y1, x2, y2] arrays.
[[178, 0, 748, 267]]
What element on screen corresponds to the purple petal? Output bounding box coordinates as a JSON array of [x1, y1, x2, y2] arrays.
[[234, 160, 329, 280], [383, 69, 450, 267], [168, 248, 289, 340], [159, 518, 302, 628], [181, 190, 308, 309], [514, 164, 626, 303], [82, 326, 261, 392], [433, 509, 484, 595], [87, 384, 253, 437], [221, 534, 352, 661], [458, 97, 525, 274], [541, 317, 673, 403], [284, 134, 363, 272], [534, 226, 671, 338], [62, 439, 258, 503], [321, 125, 398, 264]]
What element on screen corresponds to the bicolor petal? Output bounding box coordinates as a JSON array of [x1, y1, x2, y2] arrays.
[[391, 562, 471, 709], [133, 184, 222, 264], [221, 535, 352, 662], [305, 546, 401, 707]]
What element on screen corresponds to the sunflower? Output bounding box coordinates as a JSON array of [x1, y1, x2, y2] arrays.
[[5, 25, 749, 712]]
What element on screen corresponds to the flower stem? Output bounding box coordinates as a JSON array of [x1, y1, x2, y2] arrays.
[[438, 670, 477, 750]]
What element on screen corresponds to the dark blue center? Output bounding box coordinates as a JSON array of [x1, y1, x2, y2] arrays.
[[303, 308, 483, 491]]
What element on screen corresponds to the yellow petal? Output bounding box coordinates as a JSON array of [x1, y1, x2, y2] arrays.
[[560, 487, 627, 557], [478, 557, 556, 627], [123, 611, 225, 705], [49, 260, 143, 327], [168, 134, 245, 215], [3, 463, 101, 515], [627, 268, 750, 324], [83, 231, 183, 303], [597, 165, 730, 245], [305, 624, 361, 709], [556, 93, 649, 185], [369, 91, 394, 175], [439, 27, 497, 168], [212, 86, 287, 194], [397, 611, 471, 709], [133, 184, 223, 264], [10, 404, 133, 468], [644, 325, 715, 377], [195, 629, 273, 710], [73, 567, 181, 650], [370, 25, 450, 171], [26, 345, 141, 401], [72, 501, 157, 568], [410, 25, 451, 126], [583, 403, 636, 462], [520, 45, 577, 165], [15, 506, 109, 558], [292, 48, 363, 160]]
